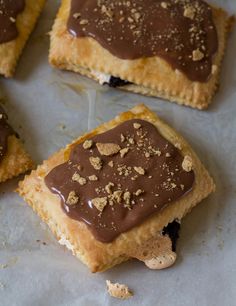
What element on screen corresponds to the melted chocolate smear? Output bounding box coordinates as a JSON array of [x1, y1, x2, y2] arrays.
[[45, 119, 195, 243], [0, 0, 25, 44], [163, 220, 181, 252], [0, 106, 14, 162], [68, 0, 218, 82]]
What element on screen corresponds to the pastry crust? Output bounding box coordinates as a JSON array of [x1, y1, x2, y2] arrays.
[[0, 135, 34, 183], [49, 0, 232, 109], [0, 0, 46, 78], [17, 104, 215, 272]]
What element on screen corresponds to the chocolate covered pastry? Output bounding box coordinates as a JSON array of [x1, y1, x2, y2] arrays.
[[49, 0, 232, 109], [18, 105, 215, 272], [0, 106, 33, 183], [0, 0, 45, 77]]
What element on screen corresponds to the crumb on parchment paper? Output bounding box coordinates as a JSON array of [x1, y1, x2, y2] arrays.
[[106, 280, 133, 299]]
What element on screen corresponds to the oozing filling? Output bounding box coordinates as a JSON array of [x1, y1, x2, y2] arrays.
[[92, 70, 132, 88], [45, 119, 194, 243], [0, 0, 25, 44], [68, 0, 218, 82], [0, 106, 14, 162], [163, 220, 181, 252]]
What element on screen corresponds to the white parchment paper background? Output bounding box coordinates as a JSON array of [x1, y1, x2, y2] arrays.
[[0, 1, 236, 305]]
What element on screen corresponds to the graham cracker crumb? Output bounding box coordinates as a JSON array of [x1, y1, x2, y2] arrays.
[[73, 12, 81, 19], [108, 161, 114, 167], [174, 142, 182, 150], [72, 173, 87, 185], [112, 190, 123, 204], [106, 280, 133, 299], [83, 140, 93, 149], [134, 166, 145, 175], [66, 191, 79, 205], [184, 6, 195, 20], [88, 175, 98, 181], [105, 182, 114, 194], [120, 147, 129, 158], [161, 2, 168, 9], [91, 197, 107, 212], [134, 189, 144, 196], [133, 122, 141, 129], [80, 19, 89, 25], [96, 143, 121, 156], [192, 49, 204, 61], [182, 155, 193, 172], [89, 156, 103, 170]]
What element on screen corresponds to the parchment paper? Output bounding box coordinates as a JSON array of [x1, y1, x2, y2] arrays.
[[0, 1, 236, 305]]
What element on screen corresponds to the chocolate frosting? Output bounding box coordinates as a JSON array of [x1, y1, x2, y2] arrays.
[[45, 119, 195, 243], [0, 106, 14, 163], [0, 0, 25, 44], [68, 0, 218, 82]]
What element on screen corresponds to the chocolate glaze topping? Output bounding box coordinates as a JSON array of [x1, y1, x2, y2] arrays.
[[68, 0, 218, 82], [0, 0, 25, 44], [0, 106, 14, 162], [45, 119, 195, 243]]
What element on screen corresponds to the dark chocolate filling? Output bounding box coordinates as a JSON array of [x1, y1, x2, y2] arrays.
[[163, 220, 181, 252], [106, 76, 132, 88], [0, 106, 14, 163]]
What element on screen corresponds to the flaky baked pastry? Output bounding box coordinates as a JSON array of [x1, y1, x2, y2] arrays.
[[49, 0, 232, 109], [0, 106, 34, 183], [18, 104, 215, 272], [0, 135, 34, 183], [0, 0, 46, 77]]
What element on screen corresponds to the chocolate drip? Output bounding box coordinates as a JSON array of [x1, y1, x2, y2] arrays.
[[45, 119, 195, 243], [68, 0, 218, 82], [0, 0, 25, 44], [0, 106, 14, 162]]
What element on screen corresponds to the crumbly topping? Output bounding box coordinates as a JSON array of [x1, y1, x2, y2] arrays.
[[72, 173, 87, 185], [192, 48, 204, 61], [184, 5, 196, 20], [89, 156, 103, 170], [91, 197, 108, 212], [96, 142, 121, 156], [88, 174, 98, 181], [105, 182, 114, 194], [134, 189, 144, 196], [133, 122, 141, 129], [108, 160, 114, 167], [83, 139, 93, 149], [182, 155, 193, 172], [106, 280, 133, 299], [120, 147, 129, 158], [66, 191, 79, 205], [134, 166, 145, 175]]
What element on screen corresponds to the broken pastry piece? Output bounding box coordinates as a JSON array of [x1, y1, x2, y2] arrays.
[[18, 104, 215, 272], [49, 0, 232, 109], [0, 106, 33, 183], [0, 0, 46, 77]]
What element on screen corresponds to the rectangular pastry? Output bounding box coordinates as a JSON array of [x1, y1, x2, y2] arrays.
[[0, 106, 34, 183], [18, 104, 215, 272], [49, 0, 232, 109], [0, 0, 46, 77]]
